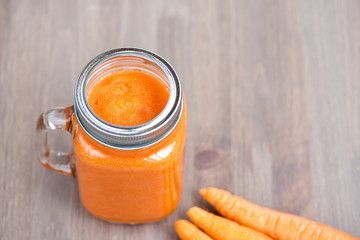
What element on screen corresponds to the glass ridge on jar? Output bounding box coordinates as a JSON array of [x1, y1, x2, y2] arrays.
[[35, 48, 187, 223]]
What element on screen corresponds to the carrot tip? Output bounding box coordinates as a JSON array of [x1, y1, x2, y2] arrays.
[[199, 188, 207, 196], [187, 206, 200, 215], [175, 219, 186, 225]]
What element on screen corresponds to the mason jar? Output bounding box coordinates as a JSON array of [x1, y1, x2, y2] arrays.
[[35, 48, 187, 223]]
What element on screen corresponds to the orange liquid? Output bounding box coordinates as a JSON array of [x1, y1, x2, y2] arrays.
[[73, 69, 187, 223], [87, 69, 169, 126]]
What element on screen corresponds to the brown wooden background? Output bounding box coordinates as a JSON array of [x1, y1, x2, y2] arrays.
[[1, 0, 360, 239]]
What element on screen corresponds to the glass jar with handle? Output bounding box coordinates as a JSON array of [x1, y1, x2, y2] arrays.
[[35, 48, 187, 223]]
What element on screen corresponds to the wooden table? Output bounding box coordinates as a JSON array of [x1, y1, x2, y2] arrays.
[[1, 0, 360, 239]]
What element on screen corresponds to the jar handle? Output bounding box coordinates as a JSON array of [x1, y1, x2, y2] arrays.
[[35, 106, 75, 176]]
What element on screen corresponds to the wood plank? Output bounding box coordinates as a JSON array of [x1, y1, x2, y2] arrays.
[[301, 0, 360, 235]]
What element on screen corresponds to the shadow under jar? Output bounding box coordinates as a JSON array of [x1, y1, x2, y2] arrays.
[[36, 48, 187, 223]]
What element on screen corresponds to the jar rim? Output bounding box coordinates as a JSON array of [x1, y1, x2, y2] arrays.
[[74, 48, 183, 150]]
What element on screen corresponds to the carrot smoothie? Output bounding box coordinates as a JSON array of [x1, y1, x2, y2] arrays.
[[72, 68, 187, 223]]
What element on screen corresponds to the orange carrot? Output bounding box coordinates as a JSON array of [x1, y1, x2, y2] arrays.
[[200, 187, 359, 240], [187, 207, 273, 240], [175, 219, 214, 240]]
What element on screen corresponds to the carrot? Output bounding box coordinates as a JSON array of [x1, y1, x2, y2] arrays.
[[200, 187, 359, 240], [175, 219, 214, 240], [187, 207, 273, 240]]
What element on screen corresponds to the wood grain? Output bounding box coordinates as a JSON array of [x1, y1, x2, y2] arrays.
[[1, 0, 360, 239]]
